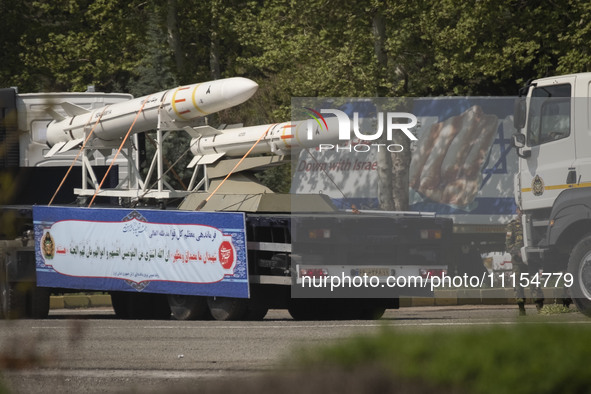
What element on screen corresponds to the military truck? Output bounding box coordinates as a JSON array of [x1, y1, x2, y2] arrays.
[[0, 86, 451, 320], [512, 72, 591, 316]]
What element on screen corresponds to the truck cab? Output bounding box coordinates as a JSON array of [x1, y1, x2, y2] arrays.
[[513, 73, 591, 315], [0, 88, 134, 318]]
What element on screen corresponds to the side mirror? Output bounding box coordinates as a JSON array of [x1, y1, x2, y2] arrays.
[[512, 133, 530, 158], [513, 98, 526, 130], [512, 132, 525, 148]]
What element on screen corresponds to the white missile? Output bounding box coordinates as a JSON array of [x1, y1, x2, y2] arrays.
[[187, 116, 341, 167], [45, 77, 259, 156]]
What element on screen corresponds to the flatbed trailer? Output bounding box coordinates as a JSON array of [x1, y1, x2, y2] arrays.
[[0, 87, 451, 320]]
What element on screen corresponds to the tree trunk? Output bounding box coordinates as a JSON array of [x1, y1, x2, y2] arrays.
[[209, 1, 221, 80], [377, 133, 395, 210], [372, 11, 412, 211], [167, 0, 184, 75], [390, 131, 411, 211]]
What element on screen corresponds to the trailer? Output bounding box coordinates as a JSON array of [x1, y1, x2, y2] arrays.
[[0, 86, 451, 320], [291, 97, 518, 276]]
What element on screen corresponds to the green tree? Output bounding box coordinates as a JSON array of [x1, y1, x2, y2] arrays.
[[5, 0, 148, 92], [5, 0, 591, 201], [556, 0, 591, 74]]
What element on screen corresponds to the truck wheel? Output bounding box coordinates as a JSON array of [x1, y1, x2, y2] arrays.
[[288, 303, 314, 320], [207, 297, 248, 321], [0, 260, 9, 319], [29, 286, 50, 319], [110, 292, 131, 319], [6, 282, 28, 319], [168, 295, 211, 320], [567, 234, 591, 317], [0, 283, 23, 319], [357, 305, 386, 320], [288, 299, 327, 320], [128, 293, 170, 319], [147, 293, 172, 320], [0, 254, 21, 319], [110, 292, 171, 319], [244, 303, 268, 320]]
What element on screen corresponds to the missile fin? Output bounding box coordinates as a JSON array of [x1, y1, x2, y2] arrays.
[[60, 102, 91, 116], [44, 141, 67, 158], [58, 138, 85, 153], [185, 125, 223, 138], [183, 126, 200, 138], [45, 107, 65, 122], [187, 152, 226, 168]]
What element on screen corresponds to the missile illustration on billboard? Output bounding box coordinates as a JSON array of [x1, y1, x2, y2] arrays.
[[187, 116, 341, 167], [44, 77, 259, 156]]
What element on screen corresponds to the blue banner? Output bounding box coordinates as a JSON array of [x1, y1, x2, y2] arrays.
[[34, 206, 249, 298]]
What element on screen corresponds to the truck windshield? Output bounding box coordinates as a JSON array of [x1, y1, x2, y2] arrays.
[[527, 84, 571, 146]]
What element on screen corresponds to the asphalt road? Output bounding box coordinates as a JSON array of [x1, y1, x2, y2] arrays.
[[1, 305, 589, 394]]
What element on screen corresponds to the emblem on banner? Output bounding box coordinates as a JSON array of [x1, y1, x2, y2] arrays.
[[219, 241, 235, 271], [41, 232, 55, 259]]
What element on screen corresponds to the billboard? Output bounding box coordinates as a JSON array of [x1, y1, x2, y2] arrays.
[[291, 97, 518, 225], [34, 206, 249, 298]]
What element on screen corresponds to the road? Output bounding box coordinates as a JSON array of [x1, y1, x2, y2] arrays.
[[1, 305, 589, 393]]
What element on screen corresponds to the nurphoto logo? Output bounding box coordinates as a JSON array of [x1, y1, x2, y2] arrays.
[[304, 107, 418, 153]]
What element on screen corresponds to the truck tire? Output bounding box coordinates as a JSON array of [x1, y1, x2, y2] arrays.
[[0, 283, 24, 320], [0, 247, 49, 319], [147, 293, 172, 320], [357, 305, 386, 320], [567, 234, 591, 317], [287, 299, 317, 320], [29, 286, 50, 319], [0, 251, 20, 319], [168, 295, 211, 320], [0, 259, 9, 319], [110, 292, 131, 319], [288, 299, 337, 320], [244, 303, 268, 320], [207, 296, 249, 321], [110, 292, 171, 320], [6, 282, 28, 319]]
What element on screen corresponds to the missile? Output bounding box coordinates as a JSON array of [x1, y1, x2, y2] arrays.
[[187, 116, 341, 167], [44, 77, 259, 156]]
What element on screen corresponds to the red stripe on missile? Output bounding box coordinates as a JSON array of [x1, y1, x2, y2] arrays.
[[281, 135, 294, 139], [179, 110, 191, 115], [175, 98, 186, 103], [178, 86, 191, 90]]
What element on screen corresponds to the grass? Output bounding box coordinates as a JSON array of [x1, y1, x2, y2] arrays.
[[539, 304, 576, 315], [296, 324, 591, 394]]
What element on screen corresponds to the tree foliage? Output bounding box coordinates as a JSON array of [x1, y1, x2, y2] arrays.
[[2, 0, 591, 197], [4, 1, 589, 98]]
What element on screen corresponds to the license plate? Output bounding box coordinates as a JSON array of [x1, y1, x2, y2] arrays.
[[358, 268, 390, 277]]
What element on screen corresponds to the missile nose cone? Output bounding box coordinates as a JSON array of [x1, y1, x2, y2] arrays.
[[220, 77, 259, 107]]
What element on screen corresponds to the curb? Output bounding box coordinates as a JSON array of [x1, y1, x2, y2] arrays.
[[50, 294, 113, 309], [50, 288, 570, 310]]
